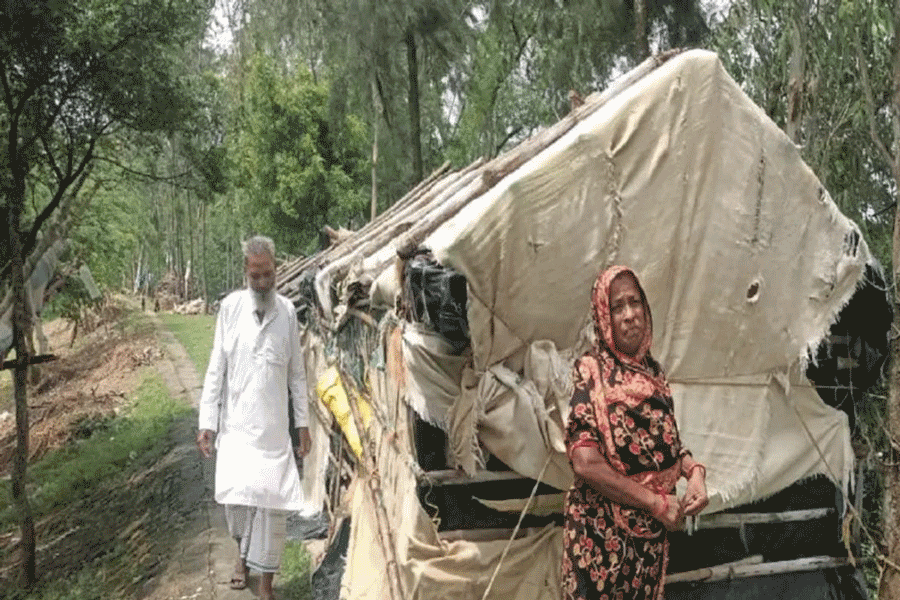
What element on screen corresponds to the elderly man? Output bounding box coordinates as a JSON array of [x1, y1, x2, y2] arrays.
[[197, 235, 311, 600]]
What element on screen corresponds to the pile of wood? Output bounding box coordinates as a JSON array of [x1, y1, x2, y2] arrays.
[[171, 298, 206, 315]]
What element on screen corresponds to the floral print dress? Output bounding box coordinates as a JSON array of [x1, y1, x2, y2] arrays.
[[562, 266, 688, 600]]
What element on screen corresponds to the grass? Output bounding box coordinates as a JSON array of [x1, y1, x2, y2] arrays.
[[3, 373, 190, 529], [0, 370, 192, 599], [157, 312, 216, 375], [279, 540, 314, 600], [0, 370, 189, 527]]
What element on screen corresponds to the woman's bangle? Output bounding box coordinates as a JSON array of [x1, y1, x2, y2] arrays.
[[652, 492, 669, 519], [684, 462, 706, 480]]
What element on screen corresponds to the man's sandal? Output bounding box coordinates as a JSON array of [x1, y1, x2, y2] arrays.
[[229, 568, 248, 590]]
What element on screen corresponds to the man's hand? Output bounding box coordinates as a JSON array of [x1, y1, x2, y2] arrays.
[[294, 427, 311, 459], [197, 429, 216, 458]]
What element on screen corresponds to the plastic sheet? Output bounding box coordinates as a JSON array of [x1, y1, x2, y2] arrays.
[[402, 250, 469, 354]]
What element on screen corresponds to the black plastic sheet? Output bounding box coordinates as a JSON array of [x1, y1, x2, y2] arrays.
[[403, 251, 469, 354]]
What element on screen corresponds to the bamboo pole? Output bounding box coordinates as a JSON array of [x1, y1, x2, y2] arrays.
[[340, 365, 405, 600], [688, 508, 833, 532], [667, 555, 850, 585], [311, 165, 485, 317]]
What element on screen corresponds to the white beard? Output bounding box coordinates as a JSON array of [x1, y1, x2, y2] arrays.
[[251, 288, 275, 313]]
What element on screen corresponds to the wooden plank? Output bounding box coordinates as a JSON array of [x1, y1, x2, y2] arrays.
[[667, 555, 850, 584], [1, 353, 57, 371], [418, 469, 529, 486], [689, 508, 832, 531]]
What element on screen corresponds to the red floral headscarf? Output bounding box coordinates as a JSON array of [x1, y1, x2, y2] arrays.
[[590, 265, 654, 369], [580, 265, 680, 485]]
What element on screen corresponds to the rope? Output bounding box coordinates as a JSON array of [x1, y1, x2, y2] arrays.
[[479, 454, 552, 600]]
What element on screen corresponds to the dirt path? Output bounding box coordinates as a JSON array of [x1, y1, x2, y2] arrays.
[[140, 310, 264, 600]]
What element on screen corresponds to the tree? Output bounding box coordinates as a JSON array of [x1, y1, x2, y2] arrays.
[[709, 1, 897, 594], [443, 0, 708, 167], [0, 0, 210, 586], [229, 52, 370, 255], [858, 2, 900, 596]]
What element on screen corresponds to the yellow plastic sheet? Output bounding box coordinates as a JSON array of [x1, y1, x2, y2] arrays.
[[316, 366, 372, 458]]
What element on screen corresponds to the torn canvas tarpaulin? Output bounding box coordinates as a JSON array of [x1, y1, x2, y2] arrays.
[[424, 49, 870, 512], [277, 49, 889, 600]]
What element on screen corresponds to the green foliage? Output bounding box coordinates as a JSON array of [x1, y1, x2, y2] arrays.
[[0, 0, 213, 306], [229, 52, 370, 255], [444, 1, 711, 166], [278, 540, 314, 600], [43, 272, 102, 326], [158, 312, 217, 375]]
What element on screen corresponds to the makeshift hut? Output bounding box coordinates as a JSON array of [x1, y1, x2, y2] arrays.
[[278, 49, 890, 600]]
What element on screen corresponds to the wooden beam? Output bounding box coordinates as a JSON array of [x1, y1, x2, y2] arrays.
[[688, 508, 832, 532], [1, 353, 57, 371], [418, 469, 529, 486], [667, 555, 850, 584]]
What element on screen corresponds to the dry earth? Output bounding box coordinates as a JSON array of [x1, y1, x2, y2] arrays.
[[0, 300, 302, 599]]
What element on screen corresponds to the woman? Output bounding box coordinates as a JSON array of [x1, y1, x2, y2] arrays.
[[562, 265, 708, 600]]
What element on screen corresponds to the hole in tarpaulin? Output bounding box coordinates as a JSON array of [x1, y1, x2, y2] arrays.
[[746, 280, 761, 303]]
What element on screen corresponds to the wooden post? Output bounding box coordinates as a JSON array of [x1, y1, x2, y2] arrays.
[[668, 556, 850, 585], [8, 167, 36, 588]]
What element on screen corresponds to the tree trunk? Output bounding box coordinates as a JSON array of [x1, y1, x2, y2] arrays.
[[8, 165, 36, 588], [881, 4, 900, 597], [885, 200, 900, 598], [884, 156, 900, 600], [634, 0, 649, 62], [228, 234, 235, 291], [405, 30, 423, 184], [371, 73, 381, 222], [201, 201, 209, 304], [785, 7, 806, 143], [187, 189, 194, 299]]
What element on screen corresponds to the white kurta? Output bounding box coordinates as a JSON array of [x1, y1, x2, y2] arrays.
[[198, 289, 309, 511]]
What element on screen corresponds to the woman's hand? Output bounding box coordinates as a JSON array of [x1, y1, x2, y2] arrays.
[[681, 472, 708, 516], [654, 494, 685, 531]]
